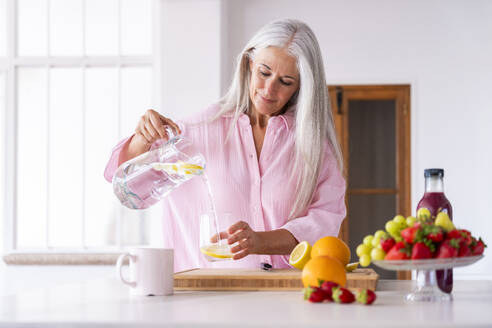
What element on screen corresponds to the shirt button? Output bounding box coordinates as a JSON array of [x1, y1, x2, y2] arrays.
[[249, 154, 253, 159]]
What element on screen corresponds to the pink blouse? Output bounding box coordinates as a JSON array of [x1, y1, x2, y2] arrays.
[[104, 104, 346, 272]]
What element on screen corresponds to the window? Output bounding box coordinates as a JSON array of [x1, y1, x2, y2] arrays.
[[1, 0, 159, 256]]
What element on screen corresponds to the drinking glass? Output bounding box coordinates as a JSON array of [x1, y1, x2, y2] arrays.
[[199, 212, 235, 262]]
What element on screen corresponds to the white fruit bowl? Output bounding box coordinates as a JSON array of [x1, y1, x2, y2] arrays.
[[373, 255, 484, 302]]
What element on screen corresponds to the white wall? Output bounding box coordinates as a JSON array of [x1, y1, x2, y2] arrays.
[[221, 0, 492, 278], [159, 0, 223, 120]]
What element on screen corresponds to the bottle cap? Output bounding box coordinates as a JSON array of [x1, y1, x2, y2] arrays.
[[424, 168, 444, 178]]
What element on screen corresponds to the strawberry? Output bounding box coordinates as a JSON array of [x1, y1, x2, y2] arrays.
[[400, 227, 419, 244], [446, 229, 474, 252], [446, 229, 462, 241], [458, 229, 473, 246], [428, 232, 443, 243], [332, 287, 355, 304], [436, 239, 460, 258], [471, 238, 487, 256], [380, 237, 396, 253], [385, 241, 411, 260], [400, 224, 427, 244], [411, 242, 432, 259], [356, 289, 377, 305], [424, 225, 444, 243], [458, 242, 472, 257], [320, 281, 339, 301], [304, 286, 327, 303]]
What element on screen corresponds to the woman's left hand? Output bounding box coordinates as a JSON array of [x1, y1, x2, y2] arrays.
[[227, 221, 263, 260]]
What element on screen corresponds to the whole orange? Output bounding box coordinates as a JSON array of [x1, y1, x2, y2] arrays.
[[301, 256, 347, 287], [311, 236, 351, 266]]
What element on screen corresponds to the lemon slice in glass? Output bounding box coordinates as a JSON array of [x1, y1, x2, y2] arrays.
[[345, 262, 359, 272], [200, 244, 233, 259], [289, 241, 312, 270]]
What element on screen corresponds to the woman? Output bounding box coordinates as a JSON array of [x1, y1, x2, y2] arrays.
[[104, 19, 346, 271]]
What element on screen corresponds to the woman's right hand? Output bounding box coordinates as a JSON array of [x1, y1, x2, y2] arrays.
[[121, 109, 181, 164], [134, 109, 181, 146]]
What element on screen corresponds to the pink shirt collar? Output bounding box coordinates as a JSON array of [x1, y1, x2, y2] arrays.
[[228, 110, 295, 131]]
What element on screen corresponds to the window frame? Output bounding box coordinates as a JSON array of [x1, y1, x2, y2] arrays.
[[1, 0, 163, 262]]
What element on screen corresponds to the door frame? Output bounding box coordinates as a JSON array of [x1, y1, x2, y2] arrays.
[[328, 85, 411, 279]]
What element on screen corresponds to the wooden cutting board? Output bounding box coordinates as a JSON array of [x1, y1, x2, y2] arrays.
[[174, 268, 378, 291]]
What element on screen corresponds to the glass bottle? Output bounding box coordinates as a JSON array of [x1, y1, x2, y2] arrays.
[[416, 168, 453, 293]]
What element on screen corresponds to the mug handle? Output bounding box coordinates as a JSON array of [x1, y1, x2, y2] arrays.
[[116, 253, 137, 287]]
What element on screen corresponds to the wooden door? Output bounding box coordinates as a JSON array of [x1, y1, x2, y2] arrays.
[[329, 85, 411, 280]]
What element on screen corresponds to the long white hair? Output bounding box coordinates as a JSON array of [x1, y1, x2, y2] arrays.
[[214, 18, 343, 220]]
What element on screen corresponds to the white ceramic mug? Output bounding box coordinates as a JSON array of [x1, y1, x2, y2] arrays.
[[116, 248, 174, 296]]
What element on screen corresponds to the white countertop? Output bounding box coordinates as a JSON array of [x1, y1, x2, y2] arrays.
[[1, 277, 492, 327]]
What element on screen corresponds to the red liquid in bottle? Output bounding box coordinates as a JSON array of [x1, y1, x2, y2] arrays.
[[416, 169, 453, 293]]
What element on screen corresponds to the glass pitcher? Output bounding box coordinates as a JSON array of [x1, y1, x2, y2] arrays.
[[112, 128, 205, 209]]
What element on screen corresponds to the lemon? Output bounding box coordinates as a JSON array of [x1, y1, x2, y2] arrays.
[[200, 245, 233, 259], [289, 241, 312, 270], [345, 262, 359, 272]]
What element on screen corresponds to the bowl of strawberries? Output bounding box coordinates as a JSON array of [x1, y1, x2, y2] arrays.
[[356, 212, 486, 302]]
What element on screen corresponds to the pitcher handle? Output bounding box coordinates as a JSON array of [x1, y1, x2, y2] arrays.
[[165, 126, 176, 139], [150, 126, 177, 151], [116, 253, 137, 287]]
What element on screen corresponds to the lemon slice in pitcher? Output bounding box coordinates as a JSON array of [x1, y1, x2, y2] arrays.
[[151, 163, 178, 173], [289, 241, 311, 270], [152, 161, 203, 176], [180, 163, 204, 176], [180, 163, 204, 170]]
